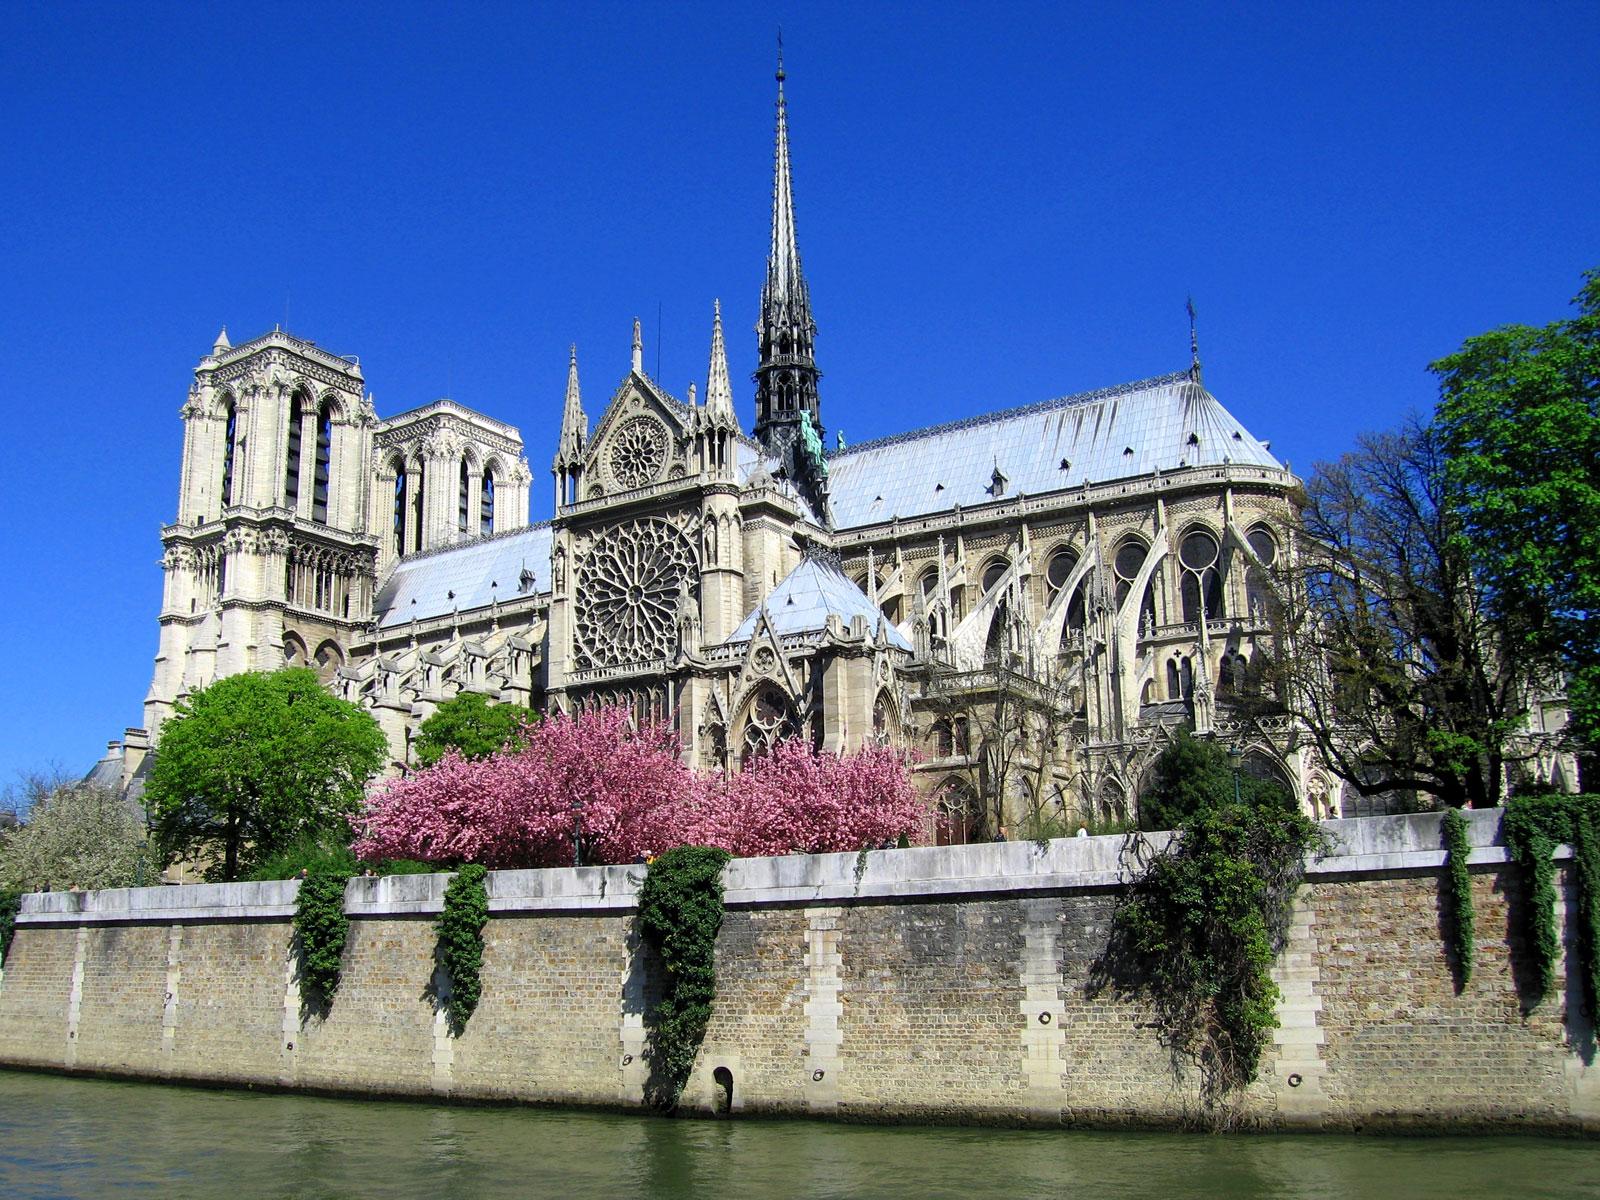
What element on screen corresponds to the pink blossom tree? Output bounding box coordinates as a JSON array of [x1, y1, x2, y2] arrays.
[[354, 705, 928, 868]]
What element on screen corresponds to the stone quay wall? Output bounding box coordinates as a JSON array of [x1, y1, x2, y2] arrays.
[[1, 810, 1596, 1132]]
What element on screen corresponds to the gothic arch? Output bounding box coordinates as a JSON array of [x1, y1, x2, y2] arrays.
[[282, 631, 308, 667], [313, 639, 344, 680], [734, 681, 800, 766]]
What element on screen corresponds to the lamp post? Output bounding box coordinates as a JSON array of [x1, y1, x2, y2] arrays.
[[571, 797, 583, 868], [1227, 747, 1243, 806]]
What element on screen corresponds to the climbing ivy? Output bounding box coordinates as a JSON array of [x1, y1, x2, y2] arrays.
[[292, 872, 351, 1009], [0, 890, 21, 967], [436, 864, 489, 1032], [1098, 801, 1328, 1117], [1503, 794, 1600, 1010], [638, 845, 731, 1109], [1440, 808, 1475, 988]]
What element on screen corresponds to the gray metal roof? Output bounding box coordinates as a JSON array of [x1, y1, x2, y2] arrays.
[[726, 554, 913, 650], [375, 523, 552, 629], [826, 372, 1284, 529]]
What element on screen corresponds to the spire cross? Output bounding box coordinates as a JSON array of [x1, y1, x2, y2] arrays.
[[1187, 296, 1202, 382]]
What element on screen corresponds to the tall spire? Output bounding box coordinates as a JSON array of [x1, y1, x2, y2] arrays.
[[1187, 296, 1202, 384], [753, 37, 827, 515], [705, 299, 736, 423], [556, 344, 586, 466]]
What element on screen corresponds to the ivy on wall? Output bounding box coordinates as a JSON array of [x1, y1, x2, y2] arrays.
[[293, 872, 351, 1010], [436, 864, 489, 1033], [0, 890, 20, 967], [1097, 803, 1328, 1119], [1503, 795, 1600, 1011], [1440, 809, 1475, 989], [638, 846, 731, 1109]]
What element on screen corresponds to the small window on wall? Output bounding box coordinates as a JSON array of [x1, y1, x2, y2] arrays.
[[392, 468, 407, 556], [480, 468, 496, 537], [221, 399, 238, 506]]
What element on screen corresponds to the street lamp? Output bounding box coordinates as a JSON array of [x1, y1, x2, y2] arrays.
[[1227, 747, 1244, 806], [571, 797, 583, 868]]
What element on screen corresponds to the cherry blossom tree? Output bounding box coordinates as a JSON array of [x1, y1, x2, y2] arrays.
[[353, 705, 927, 868]]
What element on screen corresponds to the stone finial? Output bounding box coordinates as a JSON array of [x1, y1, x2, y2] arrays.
[[631, 318, 643, 374], [704, 299, 737, 425]]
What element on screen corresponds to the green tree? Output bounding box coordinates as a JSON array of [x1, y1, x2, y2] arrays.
[[1138, 728, 1294, 832], [1259, 419, 1525, 808], [0, 782, 155, 892], [1431, 269, 1600, 762], [411, 692, 538, 768], [145, 669, 387, 881]]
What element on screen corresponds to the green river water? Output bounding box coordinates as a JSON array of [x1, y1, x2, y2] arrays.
[[0, 1069, 1594, 1199]]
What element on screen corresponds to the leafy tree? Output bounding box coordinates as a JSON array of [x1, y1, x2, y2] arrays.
[[0, 782, 155, 892], [1431, 269, 1600, 763], [411, 692, 538, 768], [1138, 727, 1294, 832], [145, 668, 387, 881], [1260, 418, 1525, 808]]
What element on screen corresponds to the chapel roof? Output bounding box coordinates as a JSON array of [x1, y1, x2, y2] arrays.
[[374, 523, 552, 629], [825, 371, 1284, 529], [725, 553, 913, 650]]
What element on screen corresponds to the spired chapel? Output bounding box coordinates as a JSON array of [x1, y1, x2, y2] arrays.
[[123, 61, 1334, 836]]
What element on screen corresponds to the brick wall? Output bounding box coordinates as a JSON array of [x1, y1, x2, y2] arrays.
[[0, 812, 1594, 1133]]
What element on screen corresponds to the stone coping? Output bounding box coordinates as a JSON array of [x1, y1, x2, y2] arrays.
[[14, 808, 1546, 926]]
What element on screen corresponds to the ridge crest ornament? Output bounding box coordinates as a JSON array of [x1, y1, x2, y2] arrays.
[[575, 517, 698, 668], [608, 416, 668, 490]]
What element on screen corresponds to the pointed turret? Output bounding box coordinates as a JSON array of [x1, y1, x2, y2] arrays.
[[212, 326, 231, 355], [556, 345, 586, 465], [553, 345, 587, 509], [705, 299, 737, 426]]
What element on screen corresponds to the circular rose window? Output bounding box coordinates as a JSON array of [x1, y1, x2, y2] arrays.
[[608, 417, 668, 489]]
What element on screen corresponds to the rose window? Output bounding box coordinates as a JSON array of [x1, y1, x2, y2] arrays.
[[575, 518, 698, 668], [608, 417, 668, 490]]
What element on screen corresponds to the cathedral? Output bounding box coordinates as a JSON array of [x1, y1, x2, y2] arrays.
[[127, 60, 1325, 836]]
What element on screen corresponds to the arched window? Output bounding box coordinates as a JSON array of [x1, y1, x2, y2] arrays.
[[1246, 524, 1278, 619], [1045, 546, 1078, 602], [480, 466, 496, 537], [1113, 536, 1157, 630], [985, 599, 1009, 665], [981, 557, 1008, 596], [312, 401, 333, 523], [1178, 529, 1224, 623], [411, 460, 426, 552], [936, 778, 980, 846], [871, 693, 896, 742], [1218, 654, 1235, 693], [221, 399, 238, 507], [283, 633, 306, 666], [284, 391, 304, 509], [458, 459, 471, 535], [1167, 658, 1181, 699], [391, 463, 407, 556], [739, 684, 798, 766]]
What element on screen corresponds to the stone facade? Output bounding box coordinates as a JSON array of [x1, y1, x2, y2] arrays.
[[2, 812, 1595, 1132], [111, 61, 1349, 827]]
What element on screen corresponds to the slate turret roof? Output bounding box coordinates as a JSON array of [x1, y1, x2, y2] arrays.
[[726, 553, 913, 650]]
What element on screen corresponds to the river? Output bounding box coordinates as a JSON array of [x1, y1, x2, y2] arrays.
[[0, 1069, 1593, 1199]]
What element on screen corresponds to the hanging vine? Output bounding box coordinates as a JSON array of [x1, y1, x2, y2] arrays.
[[1440, 809, 1475, 989], [1502, 795, 1600, 1012], [293, 872, 352, 1010], [1094, 802, 1328, 1120], [638, 846, 731, 1109], [436, 864, 489, 1033]]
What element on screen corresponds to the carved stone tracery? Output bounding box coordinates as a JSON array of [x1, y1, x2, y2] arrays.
[[574, 517, 698, 668]]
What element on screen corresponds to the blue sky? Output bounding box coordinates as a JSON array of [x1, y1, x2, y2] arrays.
[[1, 2, 1596, 782]]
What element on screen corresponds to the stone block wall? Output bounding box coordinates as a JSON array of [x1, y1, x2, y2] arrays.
[[0, 810, 1595, 1133]]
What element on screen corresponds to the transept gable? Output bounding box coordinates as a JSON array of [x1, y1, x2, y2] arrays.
[[581, 373, 695, 497]]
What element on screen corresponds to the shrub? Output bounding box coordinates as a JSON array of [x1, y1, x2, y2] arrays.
[[436, 864, 489, 1032], [1440, 808, 1475, 988], [1503, 794, 1600, 1009], [1099, 801, 1328, 1118], [293, 872, 351, 1009], [638, 846, 730, 1108], [0, 890, 20, 967]]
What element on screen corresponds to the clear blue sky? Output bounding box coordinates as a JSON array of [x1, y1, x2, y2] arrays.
[[1, 2, 1596, 782]]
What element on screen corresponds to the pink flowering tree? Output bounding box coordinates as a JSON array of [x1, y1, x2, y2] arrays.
[[353, 706, 695, 868], [354, 705, 929, 868]]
